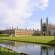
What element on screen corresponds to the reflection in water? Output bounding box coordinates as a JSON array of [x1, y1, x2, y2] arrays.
[[0, 41, 55, 55], [41, 46, 55, 55], [41, 46, 48, 55], [54, 48, 55, 55]]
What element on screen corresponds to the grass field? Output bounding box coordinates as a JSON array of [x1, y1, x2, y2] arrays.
[[0, 35, 55, 44]]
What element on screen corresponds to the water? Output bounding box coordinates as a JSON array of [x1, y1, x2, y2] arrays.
[[0, 41, 55, 55]]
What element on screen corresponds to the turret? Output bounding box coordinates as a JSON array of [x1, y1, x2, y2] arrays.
[[46, 17, 48, 35], [41, 18, 42, 35]]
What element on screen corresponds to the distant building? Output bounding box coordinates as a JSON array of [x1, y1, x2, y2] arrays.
[[41, 17, 55, 36], [0, 17, 55, 36], [0, 29, 33, 36], [0, 29, 15, 36], [15, 29, 33, 36]]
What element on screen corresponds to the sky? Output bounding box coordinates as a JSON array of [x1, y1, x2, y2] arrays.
[[0, 0, 55, 30]]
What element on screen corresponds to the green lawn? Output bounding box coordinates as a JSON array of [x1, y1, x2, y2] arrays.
[[0, 47, 20, 55], [0, 35, 54, 44]]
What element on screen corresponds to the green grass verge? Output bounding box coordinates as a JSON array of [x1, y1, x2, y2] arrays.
[[0, 35, 54, 44], [0, 47, 20, 55]]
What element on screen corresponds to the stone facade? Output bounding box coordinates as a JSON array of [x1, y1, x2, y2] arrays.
[[0, 29, 33, 36], [15, 29, 33, 36], [41, 18, 55, 36], [0, 17, 55, 36]]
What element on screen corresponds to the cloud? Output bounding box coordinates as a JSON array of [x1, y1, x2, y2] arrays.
[[0, 0, 48, 28], [35, 0, 48, 10]]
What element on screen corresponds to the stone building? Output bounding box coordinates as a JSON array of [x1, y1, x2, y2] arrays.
[[0, 29, 33, 36], [1, 17, 55, 36], [41, 18, 55, 36], [15, 29, 33, 36]]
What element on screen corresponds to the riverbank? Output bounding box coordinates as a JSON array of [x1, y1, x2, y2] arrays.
[[0, 47, 20, 55], [0, 35, 54, 45]]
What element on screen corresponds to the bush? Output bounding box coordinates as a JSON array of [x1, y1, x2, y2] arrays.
[[0, 34, 9, 37], [32, 31, 41, 36]]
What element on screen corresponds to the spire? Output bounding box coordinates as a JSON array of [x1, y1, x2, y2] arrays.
[[41, 18, 42, 29], [33, 28, 34, 31], [17, 26, 18, 30], [12, 26, 13, 30], [41, 18, 42, 35], [46, 17, 48, 35], [46, 17, 48, 24], [41, 18, 42, 24]]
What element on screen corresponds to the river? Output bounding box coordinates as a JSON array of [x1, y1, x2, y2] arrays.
[[0, 41, 55, 55]]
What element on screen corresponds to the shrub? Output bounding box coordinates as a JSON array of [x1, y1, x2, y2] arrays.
[[0, 34, 9, 37]]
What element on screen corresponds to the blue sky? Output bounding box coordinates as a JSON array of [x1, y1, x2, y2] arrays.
[[0, 0, 55, 30]]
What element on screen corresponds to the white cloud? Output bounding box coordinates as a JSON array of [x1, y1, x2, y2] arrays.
[[0, 0, 48, 28]]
